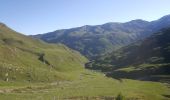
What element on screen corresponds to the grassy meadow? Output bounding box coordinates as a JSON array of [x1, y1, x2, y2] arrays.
[[0, 70, 170, 100]]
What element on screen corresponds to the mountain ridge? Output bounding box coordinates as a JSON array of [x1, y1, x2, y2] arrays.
[[32, 14, 170, 59], [86, 27, 170, 83]]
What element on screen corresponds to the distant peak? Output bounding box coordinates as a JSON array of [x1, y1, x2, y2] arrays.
[[159, 14, 170, 20], [102, 22, 121, 26], [81, 25, 91, 28], [128, 19, 149, 23], [124, 19, 149, 26]]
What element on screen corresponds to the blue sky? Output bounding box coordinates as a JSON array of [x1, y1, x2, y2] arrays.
[[1, 0, 170, 35]]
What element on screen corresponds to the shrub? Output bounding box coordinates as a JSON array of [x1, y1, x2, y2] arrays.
[[116, 93, 125, 100]]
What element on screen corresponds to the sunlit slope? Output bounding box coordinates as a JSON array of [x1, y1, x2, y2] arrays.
[[0, 23, 87, 82]]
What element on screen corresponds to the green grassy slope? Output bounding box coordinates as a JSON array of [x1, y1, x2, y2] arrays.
[[86, 28, 170, 83], [0, 23, 170, 100], [0, 70, 170, 100], [0, 23, 87, 82]]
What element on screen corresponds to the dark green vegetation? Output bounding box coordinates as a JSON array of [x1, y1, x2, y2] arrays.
[[116, 93, 125, 100], [0, 23, 87, 82], [33, 15, 170, 59], [87, 28, 170, 83]]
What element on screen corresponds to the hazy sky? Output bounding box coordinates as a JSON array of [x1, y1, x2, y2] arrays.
[[1, 0, 170, 35]]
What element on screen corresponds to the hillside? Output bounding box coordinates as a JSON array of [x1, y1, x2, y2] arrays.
[[0, 23, 87, 82], [86, 28, 170, 83], [33, 15, 170, 59], [0, 23, 170, 100]]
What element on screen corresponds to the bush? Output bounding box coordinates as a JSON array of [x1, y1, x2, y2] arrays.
[[116, 93, 125, 100]]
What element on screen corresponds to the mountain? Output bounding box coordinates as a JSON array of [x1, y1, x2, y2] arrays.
[[86, 28, 170, 83], [1, 23, 170, 100], [32, 15, 170, 59], [150, 14, 170, 31], [32, 20, 151, 59], [0, 23, 87, 82]]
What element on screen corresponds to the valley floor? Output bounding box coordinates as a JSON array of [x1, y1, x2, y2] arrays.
[[0, 70, 170, 100]]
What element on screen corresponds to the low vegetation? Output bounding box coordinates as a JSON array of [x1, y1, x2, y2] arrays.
[[0, 70, 170, 100]]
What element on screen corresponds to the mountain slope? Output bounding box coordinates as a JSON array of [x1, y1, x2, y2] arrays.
[[33, 20, 150, 59], [0, 23, 87, 82], [86, 28, 170, 82], [33, 15, 170, 59], [1, 23, 170, 100]]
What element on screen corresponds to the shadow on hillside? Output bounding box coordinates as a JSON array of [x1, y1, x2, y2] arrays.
[[106, 73, 170, 84], [162, 94, 170, 99], [104, 65, 170, 83], [85, 61, 170, 83]]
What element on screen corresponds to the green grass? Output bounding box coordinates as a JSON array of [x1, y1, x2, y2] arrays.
[[0, 24, 170, 100], [0, 25, 88, 82], [0, 70, 169, 100]]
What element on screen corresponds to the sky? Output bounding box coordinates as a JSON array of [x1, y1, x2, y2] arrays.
[[1, 0, 170, 35]]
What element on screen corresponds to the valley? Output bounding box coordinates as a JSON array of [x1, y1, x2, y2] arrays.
[[0, 70, 170, 100], [86, 28, 170, 83], [0, 14, 170, 100]]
